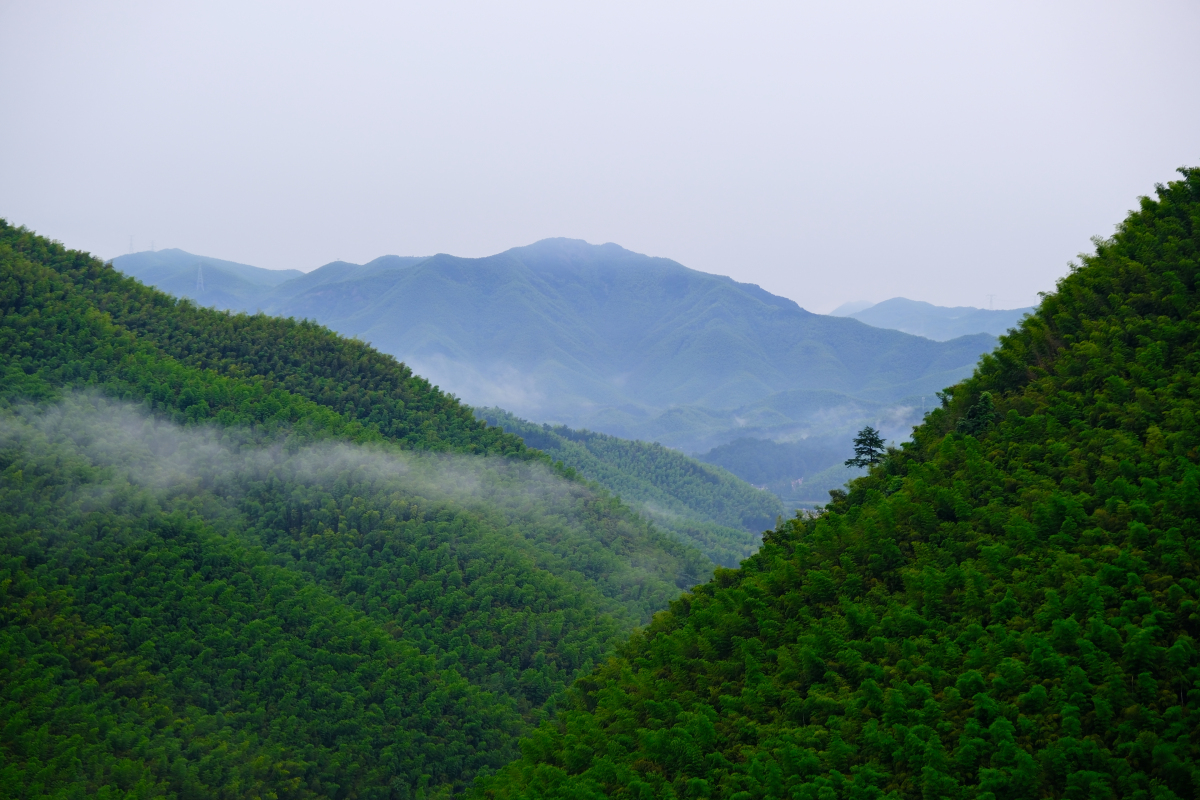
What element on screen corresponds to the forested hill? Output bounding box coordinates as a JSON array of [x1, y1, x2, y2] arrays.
[[0, 222, 714, 797], [479, 170, 1200, 798], [478, 408, 784, 567], [2, 220, 522, 454]]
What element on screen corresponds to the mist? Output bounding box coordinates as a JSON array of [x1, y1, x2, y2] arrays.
[[1, 394, 712, 596]]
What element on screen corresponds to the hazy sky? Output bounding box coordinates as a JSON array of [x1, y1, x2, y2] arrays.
[[2, 2, 1197, 313]]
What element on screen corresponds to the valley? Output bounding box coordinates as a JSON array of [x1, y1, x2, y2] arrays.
[[0, 225, 707, 795], [113, 241, 1006, 512], [476, 408, 783, 567], [5, 0, 1196, 794], [3, 168, 1197, 798]]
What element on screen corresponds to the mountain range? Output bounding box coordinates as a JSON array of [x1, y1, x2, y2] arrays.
[[0, 221, 713, 796], [111, 247, 303, 309], [113, 242, 995, 464], [11, 166, 1197, 800], [481, 166, 1200, 800], [832, 296, 1033, 340], [8, 168, 1199, 799]]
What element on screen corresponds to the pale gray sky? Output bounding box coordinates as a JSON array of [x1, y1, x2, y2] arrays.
[[2, 1, 1197, 312]]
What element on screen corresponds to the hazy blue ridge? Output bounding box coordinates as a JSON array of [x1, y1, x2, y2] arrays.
[[109, 248, 303, 311], [112, 247, 304, 286], [113, 239, 995, 457], [698, 435, 866, 510], [837, 296, 1034, 341], [477, 407, 783, 566]]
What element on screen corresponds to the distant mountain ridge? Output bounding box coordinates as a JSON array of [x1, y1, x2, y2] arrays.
[[833, 296, 1034, 341], [1, 219, 717, 797], [112, 248, 303, 310], [112, 240, 996, 460]]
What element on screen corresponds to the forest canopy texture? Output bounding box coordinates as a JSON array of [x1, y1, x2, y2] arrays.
[[476, 408, 783, 568], [4, 166, 1200, 800], [477, 169, 1200, 799], [0, 222, 713, 799]]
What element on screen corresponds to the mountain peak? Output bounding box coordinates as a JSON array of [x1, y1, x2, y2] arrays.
[[503, 237, 658, 268]]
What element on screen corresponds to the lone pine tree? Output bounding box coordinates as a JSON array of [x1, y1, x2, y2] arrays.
[[844, 424, 886, 468]]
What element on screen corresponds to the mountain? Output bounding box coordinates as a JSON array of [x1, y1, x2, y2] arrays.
[[828, 299, 876, 316], [0, 220, 714, 797], [112, 242, 996, 455], [834, 296, 1034, 341], [691, 390, 947, 512], [699, 433, 866, 507], [260, 254, 430, 304], [478, 169, 1200, 798], [111, 247, 304, 309], [477, 408, 784, 567]]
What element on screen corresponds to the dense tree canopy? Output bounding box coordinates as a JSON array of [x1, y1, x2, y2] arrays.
[[0, 225, 713, 798], [0, 220, 525, 454], [478, 409, 782, 566], [6, 165, 1199, 799], [477, 170, 1200, 799]]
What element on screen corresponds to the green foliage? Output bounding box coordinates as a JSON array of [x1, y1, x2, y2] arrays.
[[844, 426, 886, 468], [0, 408, 522, 799], [476, 168, 1200, 798], [0, 225, 714, 797], [478, 408, 782, 566], [0, 219, 525, 455], [955, 391, 998, 437]]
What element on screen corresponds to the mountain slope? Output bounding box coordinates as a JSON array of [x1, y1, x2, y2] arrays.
[[692, 391, 937, 512], [15, 228, 520, 454], [113, 247, 303, 309], [270, 240, 996, 414], [478, 408, 784, 566], [699, 433, 865, 507], [478, 169, 1200, 798], [114, 247, 304, 286], [114, 242, 995, 454], [839, 297, 1034, 341], [0, 221, 712, 797]]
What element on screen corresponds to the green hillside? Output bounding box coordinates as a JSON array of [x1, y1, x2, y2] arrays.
[[478, 408, 784, 567], [5, 225, 521, 455], [477, 170, 1200, 798], [0, 222, 712, 797], [112, 242, 992, 456]]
